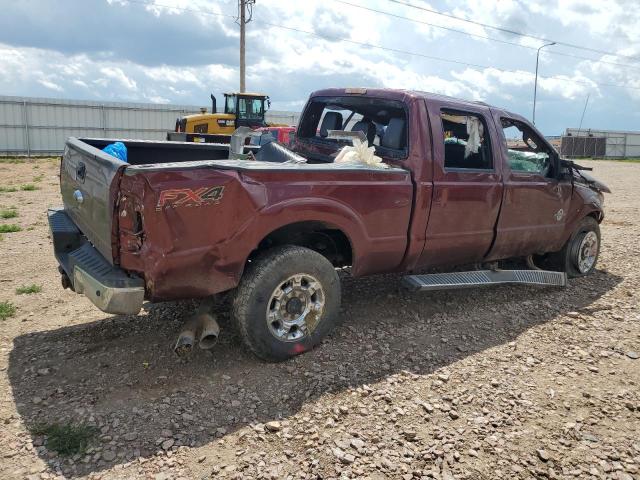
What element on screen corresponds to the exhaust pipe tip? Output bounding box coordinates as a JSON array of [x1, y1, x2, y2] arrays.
[[174, 330, 196, 357], [198, 313, 220, 350], [174, 311, 220, 356], [174, 314, 199, 357]]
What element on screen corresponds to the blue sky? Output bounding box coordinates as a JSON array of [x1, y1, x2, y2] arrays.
[[1, 0, 639, 135]]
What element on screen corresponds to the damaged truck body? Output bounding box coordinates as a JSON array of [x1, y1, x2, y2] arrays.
[[49, 88, 609, 361]]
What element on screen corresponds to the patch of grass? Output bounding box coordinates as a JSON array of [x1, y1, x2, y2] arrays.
[[0, 186, 18, 193], [20, 184, 38, 191], [0, 209, 17, 219], [16, 284, 42, 295], [0, 224, 21, 233], [0, 157, 27, 164], [0, 301, 16, 320], [32, 174, 45, 182], [30, 423, 98, 456]]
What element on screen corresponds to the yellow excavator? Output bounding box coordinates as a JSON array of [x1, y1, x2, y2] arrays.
[[168, 92, 270, 143]]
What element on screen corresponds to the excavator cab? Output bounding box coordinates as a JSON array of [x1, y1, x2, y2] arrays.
[[223, 92, 270, 129], [172, 92, 270, 140]]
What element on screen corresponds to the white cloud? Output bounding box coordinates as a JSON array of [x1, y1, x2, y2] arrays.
[[146, 94, 171, 103], [99, 66, 138, 90], [538, 74, 596, 99], [37, 78, 64, 92], [144, 66, 201, 84]]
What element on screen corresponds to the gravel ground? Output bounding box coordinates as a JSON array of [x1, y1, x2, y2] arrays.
[[0, 158, 638, 480]]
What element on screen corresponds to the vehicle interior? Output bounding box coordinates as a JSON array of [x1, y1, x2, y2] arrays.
[[296, 96, 409, 163]]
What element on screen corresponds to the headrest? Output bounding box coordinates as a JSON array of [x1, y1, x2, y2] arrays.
[[382, 117, 406, 149], [319, 112, 343, 137], [351, 120, 376, 145]]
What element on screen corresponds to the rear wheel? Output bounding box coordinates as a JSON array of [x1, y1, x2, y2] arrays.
[[232, 245, 341, 361], [545, 216, 601, 278]]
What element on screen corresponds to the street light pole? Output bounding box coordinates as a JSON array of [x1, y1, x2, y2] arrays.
[[533, 41, 556, 125]]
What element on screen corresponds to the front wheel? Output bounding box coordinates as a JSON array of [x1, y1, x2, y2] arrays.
[[545, 216, 601, 278], [231, 245, 341, 362]]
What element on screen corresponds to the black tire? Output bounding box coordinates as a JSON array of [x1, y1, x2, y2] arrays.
[[544, 216, 601, 278], [231, 245, 341, 362]]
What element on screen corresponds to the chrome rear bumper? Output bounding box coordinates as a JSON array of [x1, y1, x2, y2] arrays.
[[48, 208, 144, 315]]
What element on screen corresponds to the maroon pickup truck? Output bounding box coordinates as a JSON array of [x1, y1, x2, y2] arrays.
[[49, 88, 608, 361]]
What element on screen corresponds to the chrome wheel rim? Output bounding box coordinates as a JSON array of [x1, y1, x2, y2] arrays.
[[577, 231, 598, 273], [266, 274, 325, 342]]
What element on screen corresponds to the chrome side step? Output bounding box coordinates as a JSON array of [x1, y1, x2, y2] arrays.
[[403, 269, 567, 291]]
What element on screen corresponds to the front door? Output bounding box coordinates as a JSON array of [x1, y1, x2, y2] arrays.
[[487, 113, 572, 260], [418, 104, 504, 268]]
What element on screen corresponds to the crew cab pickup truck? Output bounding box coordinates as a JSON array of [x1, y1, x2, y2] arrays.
[[49, 88, 608, 361]]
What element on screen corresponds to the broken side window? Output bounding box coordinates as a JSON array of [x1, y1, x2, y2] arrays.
[[501, 118, 552, 176], [441, 111, 492, 170]]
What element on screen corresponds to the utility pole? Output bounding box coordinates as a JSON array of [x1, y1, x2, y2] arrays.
[[236, 0, 255, 93], [532, 41, 555, 125]]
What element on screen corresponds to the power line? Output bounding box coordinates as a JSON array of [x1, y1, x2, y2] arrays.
[[335, 0, 535, 51], [334, 0, 640, 72], [548, 50, 640, 71], [385, 0, 640, 63], [251, 14, 640, 92], [118, 0, 640, 92]]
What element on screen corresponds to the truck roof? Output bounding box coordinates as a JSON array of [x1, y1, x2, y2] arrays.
[[308, 87, 526, 123]]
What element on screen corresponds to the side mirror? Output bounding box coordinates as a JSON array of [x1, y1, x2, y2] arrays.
[[559, 168, 573, 181], [557, 158, 573, 181]]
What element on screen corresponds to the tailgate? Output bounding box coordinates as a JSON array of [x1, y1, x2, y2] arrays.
[[60, 137, 127, 264]]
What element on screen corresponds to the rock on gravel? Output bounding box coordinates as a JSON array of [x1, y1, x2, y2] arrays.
[[265, 421, 282, 432]]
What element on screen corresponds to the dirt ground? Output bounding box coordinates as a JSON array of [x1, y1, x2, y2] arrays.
[[0, 158, 638, 480]]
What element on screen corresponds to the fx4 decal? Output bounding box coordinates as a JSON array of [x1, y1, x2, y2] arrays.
[[156, 186, 225, 210]]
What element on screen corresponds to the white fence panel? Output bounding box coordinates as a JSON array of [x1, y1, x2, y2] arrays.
[[0, 96, 301, 156]]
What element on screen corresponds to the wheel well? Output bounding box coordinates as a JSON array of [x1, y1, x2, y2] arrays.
[[253, 222, 353, 267], [587, 211, 604, 223]]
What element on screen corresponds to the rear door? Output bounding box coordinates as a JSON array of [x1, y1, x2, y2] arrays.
[[60, 138, 127, 263], [418, 103, 503, 268], [487, 113, 572, 260]]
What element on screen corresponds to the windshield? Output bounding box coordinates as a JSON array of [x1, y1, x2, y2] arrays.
[[238, 97, 265, 121]]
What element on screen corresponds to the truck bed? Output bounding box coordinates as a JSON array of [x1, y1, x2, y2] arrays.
[[81, 138, 257, 165]]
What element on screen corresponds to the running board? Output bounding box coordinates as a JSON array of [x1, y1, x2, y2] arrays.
[[403, 269, 567, 291]]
